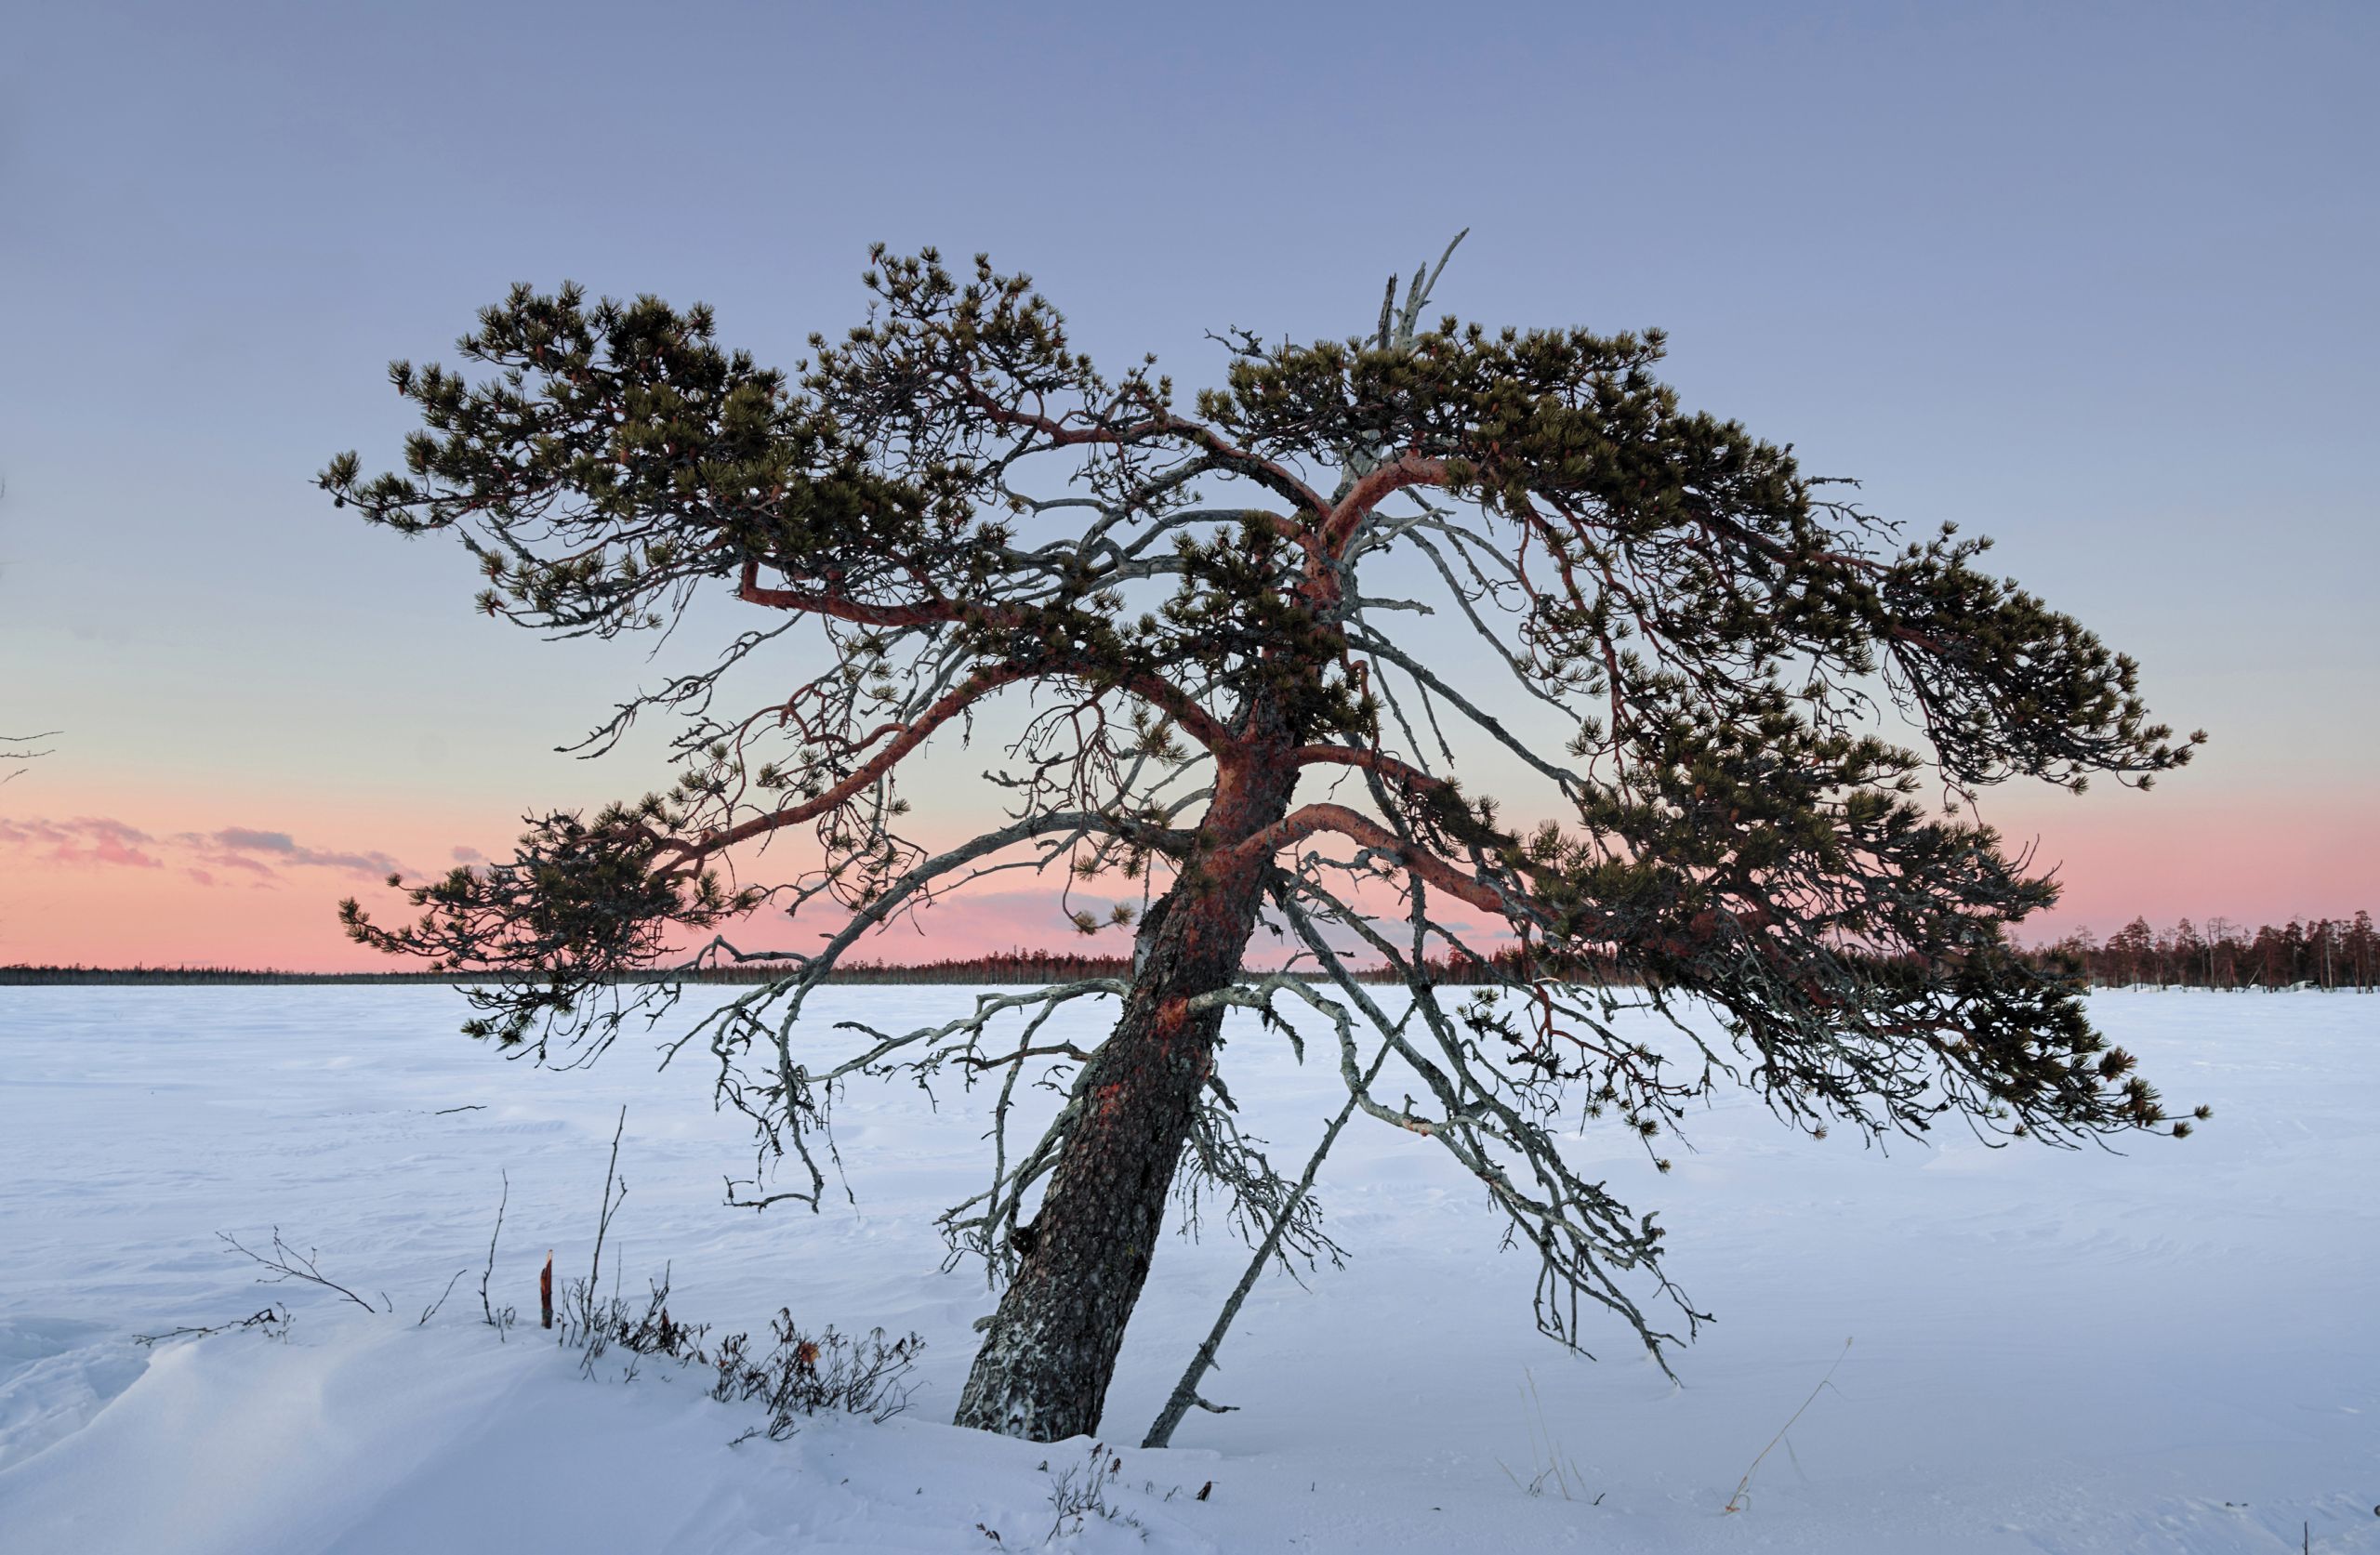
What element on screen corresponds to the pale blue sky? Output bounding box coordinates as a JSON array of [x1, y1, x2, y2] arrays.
[[3, 1, 2373, 961]]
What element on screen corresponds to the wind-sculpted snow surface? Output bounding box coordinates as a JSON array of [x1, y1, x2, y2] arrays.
[[0, 986, 2373, 1553]]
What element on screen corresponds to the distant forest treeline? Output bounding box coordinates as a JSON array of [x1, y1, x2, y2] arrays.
[[2, 945, 1619, 988], [5, 915, 2372, 990], [0, 949, 1143, 987], [2012, 912, 2378, 991]]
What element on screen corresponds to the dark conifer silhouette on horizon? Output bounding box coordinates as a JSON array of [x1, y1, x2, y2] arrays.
[[325, 239, 2204, 1442]]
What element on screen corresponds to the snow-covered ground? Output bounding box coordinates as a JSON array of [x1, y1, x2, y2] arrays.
[[0, 985, 2373, 1554]]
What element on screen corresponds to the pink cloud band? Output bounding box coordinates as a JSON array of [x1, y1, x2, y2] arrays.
[[2, 815, 404, 887]]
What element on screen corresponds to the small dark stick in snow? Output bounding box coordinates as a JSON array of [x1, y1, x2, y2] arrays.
[[539, 1250, 553, 1329]]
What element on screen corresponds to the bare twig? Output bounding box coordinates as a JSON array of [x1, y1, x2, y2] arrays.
[[581, 1107, 628, 1335], [218, 1228, 386, 1313], [418, 1268, 469, 1326], [0, 731, 60, 784], [480, 1168, 509, 1329], [1724, 1338, 1853, 1513]]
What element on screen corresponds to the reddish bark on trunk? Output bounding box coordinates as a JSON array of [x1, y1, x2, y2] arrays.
[[952, 736, 1299, 1440]]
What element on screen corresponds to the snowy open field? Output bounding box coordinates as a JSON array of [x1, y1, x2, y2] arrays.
[[0, 985, 2373, 1554]]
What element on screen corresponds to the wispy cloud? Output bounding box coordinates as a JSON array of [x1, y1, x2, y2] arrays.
[[191, 827, 403, 878], [2, 815, 407, 886], [0, 815, 165, 870]]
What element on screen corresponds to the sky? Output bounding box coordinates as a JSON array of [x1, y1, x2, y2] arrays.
[[2, 1, 2373, 969]]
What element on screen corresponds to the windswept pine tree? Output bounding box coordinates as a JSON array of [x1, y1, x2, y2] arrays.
[[326, 241, 2204, 1442]]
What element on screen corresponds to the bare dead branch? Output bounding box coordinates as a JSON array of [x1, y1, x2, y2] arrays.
[[218, 1229, 386, 1314], [133, 1304, 291, 1347]]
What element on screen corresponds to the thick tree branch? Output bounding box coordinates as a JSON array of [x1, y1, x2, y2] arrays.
[[1228, 802, 1512, 916]]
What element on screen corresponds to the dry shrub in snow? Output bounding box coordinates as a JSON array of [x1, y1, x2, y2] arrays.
[[559, 1265, 921, 1437]]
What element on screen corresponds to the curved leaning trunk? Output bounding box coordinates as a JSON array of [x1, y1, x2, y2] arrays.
[[953, 751, 1295, 1441]]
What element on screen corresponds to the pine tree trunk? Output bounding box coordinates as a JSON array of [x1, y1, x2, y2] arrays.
[[953, 745, 1296, 1440]]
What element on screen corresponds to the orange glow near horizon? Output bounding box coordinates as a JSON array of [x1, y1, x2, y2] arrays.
[[4, 785, 2370, 973]]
